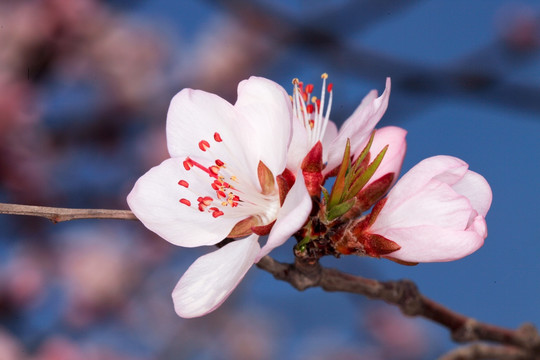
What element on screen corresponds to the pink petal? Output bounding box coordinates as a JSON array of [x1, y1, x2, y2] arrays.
[[451, 170, 492, 217], [127, 158, 244, 247], [373, 181, 473, 231], [468, 214, 488, 239], [257, 171, 312, 260], [382, 225, 484, 262], [364, 126, 407, 188], [173, 235, 260, 318], [326, 78, 391, 172], [235, 77, 292, 177], [383, 155, 469, 213]]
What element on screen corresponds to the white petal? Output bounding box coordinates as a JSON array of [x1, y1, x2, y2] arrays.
[[286, 115, 310, 173], [173, 235, 260, 318], [127, 158, 244, 247], [382, 225, 484, 262], [326, 78, 391, 172], [166, 89, 252, 168], [451, 170, 492, 217], [321, 120, 338, 165], [257, 171, 312, 260], [235, 77, 292, 176]]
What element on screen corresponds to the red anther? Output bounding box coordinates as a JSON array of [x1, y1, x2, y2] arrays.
[[302, 93, 308, 102], [211, 182, 220, 190], [179, 198, 191, 206], [201, 197, 213, 205], [214, 132, 223, 142], [212, 210, 224, 218], [183, 158, 193, 170], [222, 182, 230, 188], [316, 99, 321, 109], [178, 180, 189, 188], [215, 159, 225, 167], [199, 140, 210, 151], [209, 207, 219, 212], [327, 83, 333, 92], [305, 84, 314, 93], [198, 204, 206, 212], [217, 190, 227, 199], [306, 104, 314, 114], [209, 166, 220, 175]]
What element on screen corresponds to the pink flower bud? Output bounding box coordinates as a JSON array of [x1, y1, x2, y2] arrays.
[[368, 155, 492, 262], [355, 126, 407, 211], [363, 126, 407, 189]]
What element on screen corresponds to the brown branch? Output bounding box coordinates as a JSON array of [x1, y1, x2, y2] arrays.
[[439, 343, 533, 360], [256, 256, 540, 357], [0, 203, 137, 223]]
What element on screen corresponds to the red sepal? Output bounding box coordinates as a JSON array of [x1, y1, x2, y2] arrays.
[[301, 141, 323, 197], [252, 220, 276, 236]]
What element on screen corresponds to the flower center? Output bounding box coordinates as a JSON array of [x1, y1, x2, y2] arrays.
[[292, 73, 333, 148], [177, 132, 280, 224]]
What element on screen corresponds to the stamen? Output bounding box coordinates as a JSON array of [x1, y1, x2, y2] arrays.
[[209, 166, 220, 175], [183, 158, 193, 171], [214, 132, 223, 142], [179, 198, 191, 206], [178, 180, 189, 188], [199, 140, 210, 151], [215, 159, 225, 167], [290, 73, 333, 149]]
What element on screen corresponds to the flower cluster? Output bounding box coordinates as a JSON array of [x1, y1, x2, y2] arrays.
[[128, 75, 492, 318]]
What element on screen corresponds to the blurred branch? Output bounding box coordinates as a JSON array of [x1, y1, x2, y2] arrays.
[[211, 0, 540, 117], [0, 203, 137, 223], [438, 343, 532, 360], [256, 256, 540, 357], [1, 203, 539, 358]]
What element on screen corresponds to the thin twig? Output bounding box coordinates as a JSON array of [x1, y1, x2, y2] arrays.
[[0, 203, 137, 223], [438, 343, 534, 360]]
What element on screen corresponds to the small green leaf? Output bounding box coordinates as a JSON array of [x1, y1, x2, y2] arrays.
[[328, 139, 351, 209], [295, 235, 311, 251], [348, 145, 388, 198], [321, 186, 330, 205], [351, 130, 376, 175], [326, 198, 356, 221]]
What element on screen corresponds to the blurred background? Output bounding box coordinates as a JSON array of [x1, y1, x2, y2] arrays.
[[0, 0, 539, 359]]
